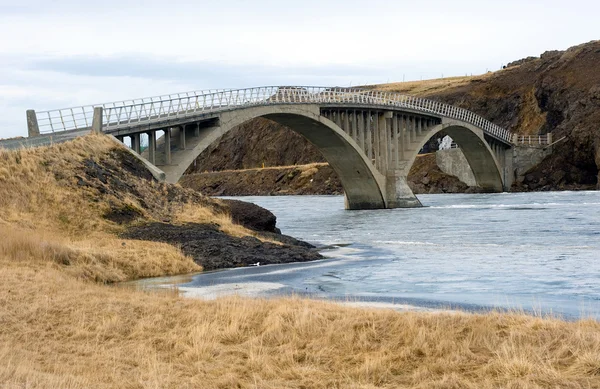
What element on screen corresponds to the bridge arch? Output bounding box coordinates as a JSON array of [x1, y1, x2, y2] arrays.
[[169, 105, 388, 209], [404, 119, 504, 192]]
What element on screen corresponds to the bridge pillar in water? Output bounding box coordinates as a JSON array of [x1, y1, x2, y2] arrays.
[[379, 111, 422, 208]]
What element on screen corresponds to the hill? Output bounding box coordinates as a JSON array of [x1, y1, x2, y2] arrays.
[[183, 40, 600, 193]]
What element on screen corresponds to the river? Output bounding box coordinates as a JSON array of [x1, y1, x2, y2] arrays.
[[139, 191, 600, 319]]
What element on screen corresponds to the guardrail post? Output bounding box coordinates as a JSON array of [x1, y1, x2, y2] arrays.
[[92, 107, 103, 133], [546, 132, 552, 145], [26, 110, 40, 137]]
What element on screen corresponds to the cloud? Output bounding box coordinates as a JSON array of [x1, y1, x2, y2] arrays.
[[1, 0, 599, 138]]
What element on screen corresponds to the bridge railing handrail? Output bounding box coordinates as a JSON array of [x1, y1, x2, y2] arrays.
[[33, 86, 513, 143]]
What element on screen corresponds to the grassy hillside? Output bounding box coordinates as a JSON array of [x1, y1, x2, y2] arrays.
[[0, 134, 288, 281]]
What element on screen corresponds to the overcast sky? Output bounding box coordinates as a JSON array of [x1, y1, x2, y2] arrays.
[[0, 0, 598, 138]]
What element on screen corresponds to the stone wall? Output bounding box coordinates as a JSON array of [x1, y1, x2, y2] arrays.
[[511, 146, 553, 183]]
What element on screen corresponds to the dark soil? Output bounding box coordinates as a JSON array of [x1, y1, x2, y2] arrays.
[[121, 222, 323, 271]]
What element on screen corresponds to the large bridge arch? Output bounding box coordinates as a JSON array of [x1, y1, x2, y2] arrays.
[[403, 119, 504, 192], [167, 105, 388, 209]]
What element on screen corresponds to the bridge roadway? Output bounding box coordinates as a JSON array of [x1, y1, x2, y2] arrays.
[[3, 86, 516, 209]]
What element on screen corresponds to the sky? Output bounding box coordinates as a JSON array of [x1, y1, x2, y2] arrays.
[[0, 0, 598, 138]]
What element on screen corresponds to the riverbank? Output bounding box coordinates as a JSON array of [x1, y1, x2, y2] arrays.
[[181, 154, 478, 196], [2, 135, 600, 387], [3, 253, 600, 388]]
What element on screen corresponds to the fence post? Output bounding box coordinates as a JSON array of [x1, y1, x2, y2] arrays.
[[547, 132, 552, 145], [92, 107, 103, 133], [26, 110, 40, 137]]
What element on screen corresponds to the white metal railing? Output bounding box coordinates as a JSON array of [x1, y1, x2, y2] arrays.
[[514, 134, 551, 146], [34, 86, 513, 143]]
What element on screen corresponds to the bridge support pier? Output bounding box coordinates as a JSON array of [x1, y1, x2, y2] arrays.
[[131, 133, 141, 154], [384, 173, 423, 208], [179, 126, 186, 150], [147, 131, 156, 164], [164, 128, 172, 165]]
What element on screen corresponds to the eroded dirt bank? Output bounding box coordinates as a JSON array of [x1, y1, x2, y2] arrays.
[[181, 154, 481, 196]]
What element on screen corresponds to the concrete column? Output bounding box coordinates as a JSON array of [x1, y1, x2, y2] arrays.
[[393, 114, 399, 169], [131, 133, 141, 154], [399, 116, 406, 160], [374, 112, 380, 169], [380, 112, 392, 171], [352, 111, 358, 143], [335, 110, 343, 128], [179, 126, 186, 150], [146, 131, 156, 164], [366, 111, 372, 160], [358, 111, 365, 151], [165, 128, 172, 165], [91, 107, 103, 134], [503, 147, 514, 190], [115, 136, 124, 143], [385, 112, 393, 170], [193, 123, 200, 137], [26, 110, 40, 137], [417, 117, 422, 137], [343, 110, 350, 135]]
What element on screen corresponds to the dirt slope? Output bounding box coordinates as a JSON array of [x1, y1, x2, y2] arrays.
[[181, 155, 477, 196]]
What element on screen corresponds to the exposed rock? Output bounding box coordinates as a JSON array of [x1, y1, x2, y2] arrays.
[[507, 56, 538, 68], [221, 199, 279, 233], [121, 222, 323, 271]]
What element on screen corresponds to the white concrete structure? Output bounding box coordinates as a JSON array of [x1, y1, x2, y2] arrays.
[[23, 87, 515, 209]]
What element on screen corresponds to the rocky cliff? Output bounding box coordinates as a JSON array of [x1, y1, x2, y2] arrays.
[[184, 40, 600, 193]]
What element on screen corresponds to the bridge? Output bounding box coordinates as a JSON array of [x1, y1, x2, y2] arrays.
[[18, 86, 517, 209]]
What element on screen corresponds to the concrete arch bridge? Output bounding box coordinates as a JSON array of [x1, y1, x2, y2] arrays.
[[27, 86, 516, 209]]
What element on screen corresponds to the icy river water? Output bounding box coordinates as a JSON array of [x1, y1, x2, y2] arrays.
[[145, 192, 600, 319]]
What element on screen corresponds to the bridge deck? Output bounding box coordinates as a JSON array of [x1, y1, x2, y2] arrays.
[[25, 87, 513, 146]]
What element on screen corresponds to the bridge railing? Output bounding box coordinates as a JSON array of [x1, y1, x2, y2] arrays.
[[514, 134, 552, 146], [33, 86, 513, 143]]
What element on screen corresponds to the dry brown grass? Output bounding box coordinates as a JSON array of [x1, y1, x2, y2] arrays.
[[1, 246, 599, 389], [192, 162, 329, 175], [174, 203, 282, 245], [365, 75, 493, 97]]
